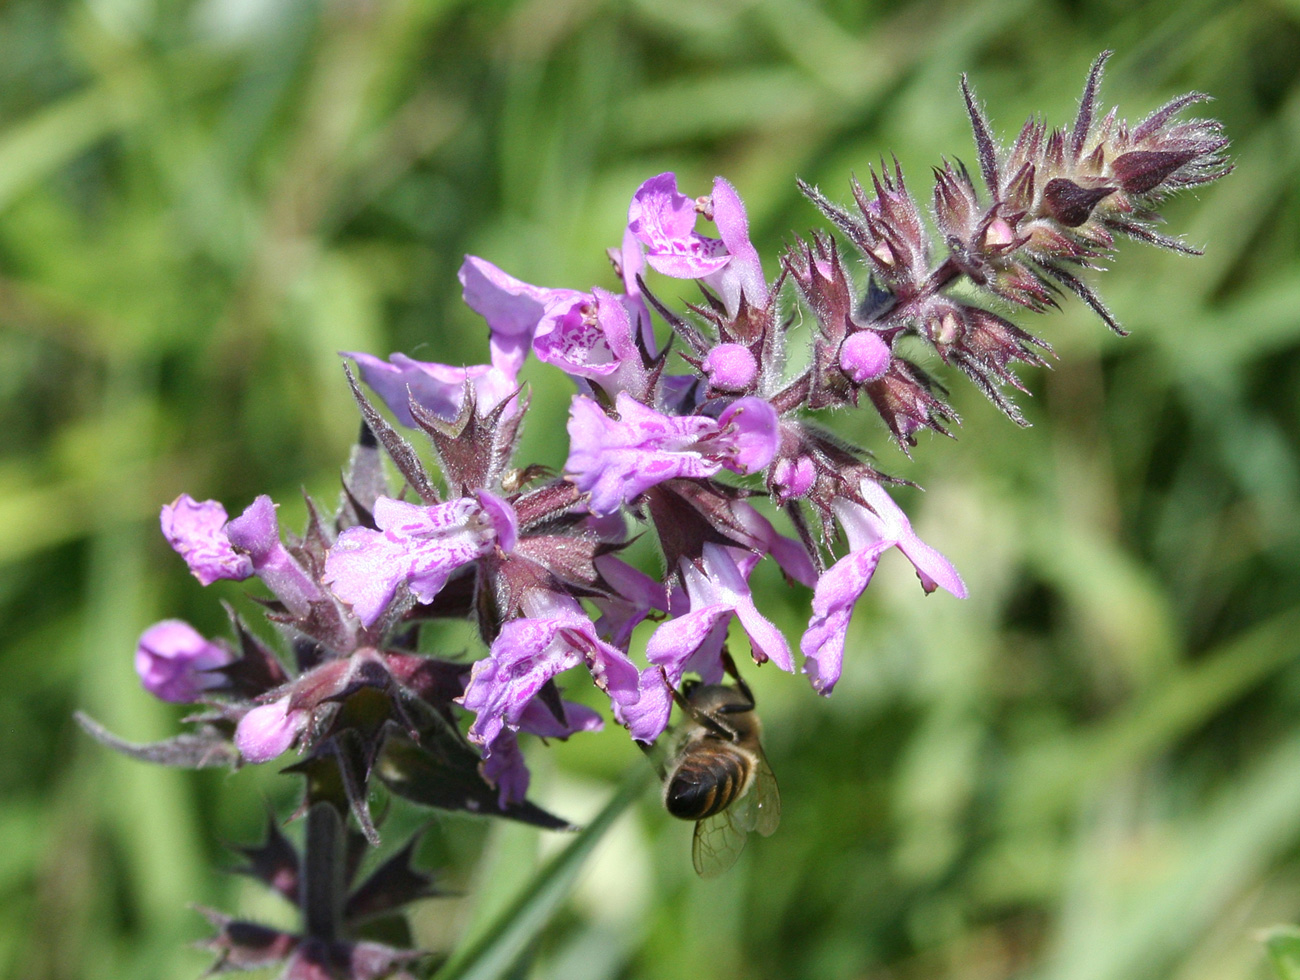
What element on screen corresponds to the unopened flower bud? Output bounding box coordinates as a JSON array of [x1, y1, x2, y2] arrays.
[[135, 620, 233, 703], [1042, 177, 1115, 227], [703, 343, 758, 391], [839, 330, 892, 383], [235, 697, 310, 763], [770, 455, 816, 503]]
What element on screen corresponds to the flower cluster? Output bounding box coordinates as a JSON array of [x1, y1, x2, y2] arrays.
[[80, 53, 1227, 977]]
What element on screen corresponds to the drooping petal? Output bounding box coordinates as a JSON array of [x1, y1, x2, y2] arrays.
[[845, 482, 967, 597], [459, 256, 584, 377], [135, 619, 233, 703], [698, 544, 793, 671], [799, 542, 889, 695], [160, 495, 253, 585], [613, 667, 674, 743], [647, 545, 793, 684], [460, 603, 641, 748], [703, 176, 769, 314], [518, 697, 604, 738], [481, 730, 531, 807], [346, 351, 516, 427]]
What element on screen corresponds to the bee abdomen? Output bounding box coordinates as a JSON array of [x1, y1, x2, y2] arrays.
[[665, 752, 752, 820]]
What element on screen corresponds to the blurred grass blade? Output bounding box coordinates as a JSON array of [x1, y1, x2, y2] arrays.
[[433, 767, 652, 980], [0, 81, 142, 211], [1266, 927, 1300, 980]]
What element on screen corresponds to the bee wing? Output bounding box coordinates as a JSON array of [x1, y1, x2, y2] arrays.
[[692, 806, 749, 879], [750, 750, 781, 838]]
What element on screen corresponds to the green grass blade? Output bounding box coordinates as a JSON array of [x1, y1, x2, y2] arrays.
[[433, 766, 653, 980]]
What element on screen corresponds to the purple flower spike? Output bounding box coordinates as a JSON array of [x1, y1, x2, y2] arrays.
[[459, 597, 641, 749], [459, 256, 584, 377], [160, 495, 253, 586], [647, 544, 793, 686], [800, 481, 966, 695], [628, 173, 731, 280], [346, 352, 517, 428], [226, 496, 325, 619], [324, 495, 507, 628], [566, 392, 779, 515], [135, 620, 233, 703], [235, 696, 310, 763]]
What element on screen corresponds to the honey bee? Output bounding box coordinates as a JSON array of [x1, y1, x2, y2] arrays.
[[661, 670, 781, 878]]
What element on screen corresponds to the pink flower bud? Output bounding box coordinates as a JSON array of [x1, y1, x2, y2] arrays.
[[235, 697, 310, 763], [703, 343, 758, 391], [840, 330, 891, 383], [135, 620, 233, 703]]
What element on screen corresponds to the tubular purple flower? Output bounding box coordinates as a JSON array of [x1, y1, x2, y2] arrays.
[[225, 496, 325, 619], [565, 392, 780, 515], [646, 543, 793, 687], [729, 500, 817, 588], [800, 481, 966, 695], [160, 495, 254, 586], [458, 256, 584, 377], [346, 352, 518, 428], [627, 174, 768, 317], [458, 595, 642, 749], [324, 494, 512, 628], [532, 288, 647, 394], [628, 173, 731, 279], [235, 696, 310, 763], [135, 619, 233, 703]]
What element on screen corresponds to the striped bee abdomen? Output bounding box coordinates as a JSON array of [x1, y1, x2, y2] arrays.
[[665, 748, 753, 820]]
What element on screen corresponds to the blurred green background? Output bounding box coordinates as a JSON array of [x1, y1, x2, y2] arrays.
[[2, 0, 1297, 978]]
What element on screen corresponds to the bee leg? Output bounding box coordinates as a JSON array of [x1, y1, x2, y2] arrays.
[[661, 667, 738, 741], [719, 648, 756, 713]]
